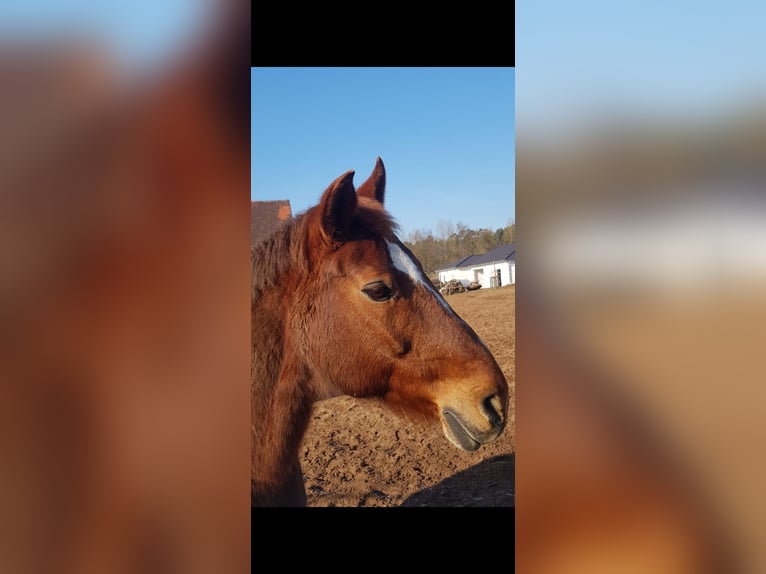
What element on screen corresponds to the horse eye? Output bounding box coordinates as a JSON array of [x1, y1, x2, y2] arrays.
[[362, 281, 394, 302]]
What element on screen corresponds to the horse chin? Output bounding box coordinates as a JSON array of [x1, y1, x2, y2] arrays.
[[440, 409, 501, 452], [432, 377, 507, 451], [442, 411, 481, 451]]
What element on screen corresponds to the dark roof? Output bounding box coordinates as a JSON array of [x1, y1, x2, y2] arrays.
[[440, 254, 475, 270], [470, 243, 516, 266], [251, 200, 291, 247], [437, 243, 515, 271]]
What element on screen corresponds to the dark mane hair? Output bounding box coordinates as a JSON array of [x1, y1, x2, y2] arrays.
[[346, 198, 400, 242], [251, 218, 305, 294]]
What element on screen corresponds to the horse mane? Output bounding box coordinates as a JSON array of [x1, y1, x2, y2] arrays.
[[251, 197, 399, 298], [251, 217, 305, 296]]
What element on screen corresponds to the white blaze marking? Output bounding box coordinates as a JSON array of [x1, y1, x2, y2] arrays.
[[385, 239, 458, 318], [385, 238, 491, 353]]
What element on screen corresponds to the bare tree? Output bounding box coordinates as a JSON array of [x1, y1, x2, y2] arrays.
[[405, 219, 514, 274]]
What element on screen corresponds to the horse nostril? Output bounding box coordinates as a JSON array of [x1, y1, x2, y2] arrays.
[[482, 394, 503, 429]]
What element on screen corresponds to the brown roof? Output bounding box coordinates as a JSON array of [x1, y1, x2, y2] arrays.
[[251, 200, 292, 247]]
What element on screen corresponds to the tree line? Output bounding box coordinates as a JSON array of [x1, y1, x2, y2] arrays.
[[403, 219, 515, 278]]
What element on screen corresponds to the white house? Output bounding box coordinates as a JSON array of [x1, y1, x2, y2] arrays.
[[436, 244, 516, 289]]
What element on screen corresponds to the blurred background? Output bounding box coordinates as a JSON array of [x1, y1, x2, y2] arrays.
[[517, 1, 766, 572], [6, 0, 766, 570], [0, 1, 250, 573]]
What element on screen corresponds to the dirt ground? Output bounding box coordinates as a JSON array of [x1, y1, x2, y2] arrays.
[[299, 284, 515, 507]]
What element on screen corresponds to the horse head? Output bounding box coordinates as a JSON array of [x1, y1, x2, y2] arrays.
[[296, 158, 509, 451]]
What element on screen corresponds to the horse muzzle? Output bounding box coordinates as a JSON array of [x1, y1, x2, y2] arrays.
[[440, 393, 506, 451]]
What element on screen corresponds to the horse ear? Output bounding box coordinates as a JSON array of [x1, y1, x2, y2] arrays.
[[356, 157, 386, 205], [318, 170, 357, 242]]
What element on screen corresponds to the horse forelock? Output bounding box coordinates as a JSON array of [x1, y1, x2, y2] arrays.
[[350, 198, 399, 242]]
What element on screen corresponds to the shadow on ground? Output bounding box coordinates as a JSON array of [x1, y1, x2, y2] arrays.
[[400, 454, 515, 507]]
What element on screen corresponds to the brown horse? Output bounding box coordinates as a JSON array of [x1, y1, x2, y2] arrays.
[[251, 158, 509, 506]]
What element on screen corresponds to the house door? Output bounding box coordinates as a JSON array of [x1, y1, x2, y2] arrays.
[[496, 269, 502, 287]]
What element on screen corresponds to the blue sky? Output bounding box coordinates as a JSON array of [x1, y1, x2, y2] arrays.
[[0, 1, 209, 74], [10, 3, 762, 233], [251, 68, 515, 238], [516, 0, 766, 136]]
